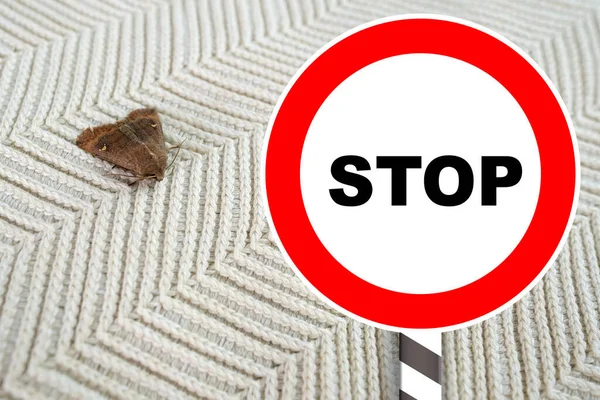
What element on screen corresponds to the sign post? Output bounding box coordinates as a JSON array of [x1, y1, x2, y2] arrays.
[[262, 15, 579, 399], [399, 332, 441, 399]]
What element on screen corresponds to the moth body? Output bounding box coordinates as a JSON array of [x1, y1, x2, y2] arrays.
[[76, 108, 168, 181]]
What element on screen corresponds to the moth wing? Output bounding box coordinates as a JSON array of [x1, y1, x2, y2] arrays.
[[126, 107, 158, 120], [76, 123, 160, 176], [124, 108, 167, 162]]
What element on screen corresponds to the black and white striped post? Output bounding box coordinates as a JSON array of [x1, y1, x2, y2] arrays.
[[399, 331, 441, 399]]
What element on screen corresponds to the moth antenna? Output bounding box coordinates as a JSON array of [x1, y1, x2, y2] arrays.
[[165, 139, 186, 172], [168, 138, 187, 151]]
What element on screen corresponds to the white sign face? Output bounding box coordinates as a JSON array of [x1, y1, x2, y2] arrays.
[[301, 53, 541, 294]]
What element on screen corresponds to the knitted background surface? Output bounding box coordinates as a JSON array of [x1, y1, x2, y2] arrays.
[[0, 0, 598, 399]]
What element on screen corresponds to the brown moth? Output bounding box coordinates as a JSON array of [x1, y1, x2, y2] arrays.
[[76, 108, 168, 181]]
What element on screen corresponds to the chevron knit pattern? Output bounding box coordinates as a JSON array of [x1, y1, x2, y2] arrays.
[[0, 0, 599, 399]]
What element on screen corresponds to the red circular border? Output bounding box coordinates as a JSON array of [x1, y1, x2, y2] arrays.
[[265, 18, 576, 328]]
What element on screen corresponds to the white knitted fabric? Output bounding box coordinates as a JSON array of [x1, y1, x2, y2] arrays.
[[0, 0, 598, 399]]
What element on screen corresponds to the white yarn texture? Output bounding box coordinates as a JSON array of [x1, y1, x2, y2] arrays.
[[0, 0, 598, 399]]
